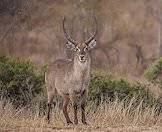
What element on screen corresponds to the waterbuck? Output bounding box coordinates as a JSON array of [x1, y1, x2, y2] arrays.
[[45, 16, 97, 125]]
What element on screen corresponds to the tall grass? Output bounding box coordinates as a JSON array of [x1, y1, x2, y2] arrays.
[[0, 96, 161, 131]]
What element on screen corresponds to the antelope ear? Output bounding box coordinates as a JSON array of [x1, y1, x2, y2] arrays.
[[88, 39, 96, 50], [66, 41, 76, 50]]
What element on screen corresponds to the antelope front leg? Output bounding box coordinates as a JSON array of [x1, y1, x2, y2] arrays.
[[71, 93, 79, 125], [73, 102, 78, 125], [81, 102, 87, 125], [81, 90, 88, 125], [63, 96, 72, 125]]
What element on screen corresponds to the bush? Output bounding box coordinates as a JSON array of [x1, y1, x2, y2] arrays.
[[89, 71, 156, 106], [0, 56, 44, 107], [0, 56, 158, 109], [144, 57, 162, 82]]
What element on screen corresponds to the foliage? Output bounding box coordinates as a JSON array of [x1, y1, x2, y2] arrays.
[[0, 56, 158, 109], [144, 57, 162, 82], [89, 71, 156, 106], [0, 56, 44, 107]]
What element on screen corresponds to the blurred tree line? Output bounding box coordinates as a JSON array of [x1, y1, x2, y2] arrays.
[[0, 0, 28, 16], [0, 0, 161, 76]]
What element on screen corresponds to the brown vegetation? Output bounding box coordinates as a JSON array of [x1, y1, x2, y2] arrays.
[[0, 97, 162, 132]]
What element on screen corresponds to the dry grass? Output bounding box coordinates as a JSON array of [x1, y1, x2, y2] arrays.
[[0, 97, 162, 132]]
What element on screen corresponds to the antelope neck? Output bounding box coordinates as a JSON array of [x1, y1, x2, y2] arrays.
[[73, 55, 91, 75]]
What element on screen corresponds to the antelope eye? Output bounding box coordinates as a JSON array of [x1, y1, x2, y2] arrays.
[[75, 47, 80, 52], [84, 47, 88, 51]]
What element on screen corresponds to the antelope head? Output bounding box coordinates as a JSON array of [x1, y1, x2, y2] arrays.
[[63, 17, 97, 63]]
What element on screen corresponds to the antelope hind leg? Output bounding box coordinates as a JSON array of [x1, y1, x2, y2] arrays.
[[62, 96, 73, 125], [47, 92, 54, 123]]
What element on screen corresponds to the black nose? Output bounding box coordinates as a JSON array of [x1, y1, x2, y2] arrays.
[[80, 55, 84, 60]]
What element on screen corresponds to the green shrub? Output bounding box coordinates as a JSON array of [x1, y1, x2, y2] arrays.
[[89, 71, 156, 106], [0, 56, 44, 107], [0, 56, 158, 109], [144, 57, 162, 82]]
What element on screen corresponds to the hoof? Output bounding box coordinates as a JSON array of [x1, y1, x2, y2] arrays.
[[82, 121, 88, 125], [46, 119, 50, 124], [74, 122, 78, 125], [74, 120, 78, 125], [67, 121, 73, 125]]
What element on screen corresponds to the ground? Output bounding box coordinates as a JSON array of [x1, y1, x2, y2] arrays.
[[1, 125, 162, 132]]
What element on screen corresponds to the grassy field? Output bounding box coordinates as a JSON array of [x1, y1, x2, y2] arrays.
[[0, 97, 162, 132]]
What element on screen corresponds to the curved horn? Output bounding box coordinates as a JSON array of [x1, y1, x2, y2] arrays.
[[85, 16, 98, 44], [63, 17, 76, 44]]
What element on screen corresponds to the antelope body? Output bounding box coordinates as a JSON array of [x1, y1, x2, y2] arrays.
[[45, 17, 97, 125]]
